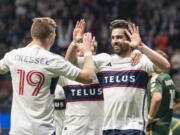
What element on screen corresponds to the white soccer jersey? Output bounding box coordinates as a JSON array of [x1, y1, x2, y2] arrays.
[[0, 45, 80, 135], [78, 53, 154, 132], [59, 76, 104, 135], [54, 85, 65, 135]]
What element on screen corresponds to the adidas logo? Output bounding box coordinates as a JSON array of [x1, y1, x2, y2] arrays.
[[106, 62, 112, 66]]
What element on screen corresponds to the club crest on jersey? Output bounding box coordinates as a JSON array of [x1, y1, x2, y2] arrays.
[[97, 70, 149, 89]]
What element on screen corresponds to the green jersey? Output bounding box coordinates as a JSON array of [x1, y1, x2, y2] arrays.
[[147, 73, 180, 135]]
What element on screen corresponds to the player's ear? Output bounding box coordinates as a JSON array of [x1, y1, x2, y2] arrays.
[[49, 32, 53, 39], [48, 32, 54, 42]]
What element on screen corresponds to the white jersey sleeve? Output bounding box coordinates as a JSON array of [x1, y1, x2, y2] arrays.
[[0, 49, 80, 80], [0, 50, 15, 73], [46, 54, 80, 80], [77, 53, 111, 73]]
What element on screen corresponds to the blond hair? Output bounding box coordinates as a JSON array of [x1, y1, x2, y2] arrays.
[[31, 17, 57, 42]]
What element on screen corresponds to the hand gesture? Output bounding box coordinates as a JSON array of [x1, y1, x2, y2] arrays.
[[123, 24, 143, 49], [81, 32, 95, 54], [147, 118, 160, 126], [73, 19, 85, 42]]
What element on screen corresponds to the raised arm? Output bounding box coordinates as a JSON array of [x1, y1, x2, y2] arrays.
[[65, 42, 78, 66], [124, 24, 170, 72], [65, 19, 85, 66], [75, 32, 94, 84]]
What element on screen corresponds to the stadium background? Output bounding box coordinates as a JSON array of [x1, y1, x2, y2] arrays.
[[0, 0, 180, 134]]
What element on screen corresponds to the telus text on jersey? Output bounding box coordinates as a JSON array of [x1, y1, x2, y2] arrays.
[[70, 88, 103, 96], [104, 75, 135, 83]]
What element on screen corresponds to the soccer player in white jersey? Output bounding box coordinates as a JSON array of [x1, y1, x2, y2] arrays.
[[68, 19, 171, 135], [0, 17, 95, 135], [54, 85, 65, 135], [59, 20, 104, 135]]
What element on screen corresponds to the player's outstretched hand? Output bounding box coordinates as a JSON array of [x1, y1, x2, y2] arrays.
[[73, 19, 85, 42], [81, 32, 94, 54], [122, 24, 143, 49]]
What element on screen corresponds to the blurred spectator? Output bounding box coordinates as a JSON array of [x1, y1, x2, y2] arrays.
[[143, 30, 155, 49], [170, 50, 180, 73], [15, 0, 28, 16], [154, 30, 169, 52], [169, 27, 180, 51], [57, 19, 73, 54]]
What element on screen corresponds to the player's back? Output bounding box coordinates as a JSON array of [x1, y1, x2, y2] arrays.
[[7, 45, 62, 135]]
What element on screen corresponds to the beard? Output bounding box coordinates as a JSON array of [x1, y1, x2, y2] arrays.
[[113, 43, 130, 55]]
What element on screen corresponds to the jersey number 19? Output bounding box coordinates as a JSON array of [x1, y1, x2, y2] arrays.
[[17, 69, 45, 96]]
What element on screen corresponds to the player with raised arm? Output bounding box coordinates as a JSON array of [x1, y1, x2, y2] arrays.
[[59, 20, 104, 135], [68, 19, 170, 135], [58, 19, 142, 135], [0, 17, 94, 135]]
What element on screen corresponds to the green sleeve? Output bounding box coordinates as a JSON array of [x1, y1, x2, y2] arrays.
[[150, 75, 163, 95]]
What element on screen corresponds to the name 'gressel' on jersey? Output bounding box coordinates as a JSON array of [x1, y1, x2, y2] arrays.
[[97, 70, 149, 89], [64, 84, 103, 102], [14, 54, 49, 65]]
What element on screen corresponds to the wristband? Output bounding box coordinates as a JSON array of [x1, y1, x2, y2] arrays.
[[84, 52, 92, 57], [148, 115, 154, 121], [71, 40, 78, 46]]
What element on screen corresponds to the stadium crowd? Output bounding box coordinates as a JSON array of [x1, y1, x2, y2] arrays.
[[0, 0, 180, 109]]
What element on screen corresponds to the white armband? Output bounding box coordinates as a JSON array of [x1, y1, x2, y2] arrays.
[[71, 40, 78, 46], [84, 52, 92, 57]]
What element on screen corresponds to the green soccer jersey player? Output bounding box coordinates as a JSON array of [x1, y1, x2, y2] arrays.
[[146, 50, 180, 135], [147, 73, 180, 135]]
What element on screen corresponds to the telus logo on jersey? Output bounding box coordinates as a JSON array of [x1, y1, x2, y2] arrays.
[[104, 75, 135, 83], [54, 99, 66, 110], [64, 84, 103, 102], [97, 70, 149, 89]]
